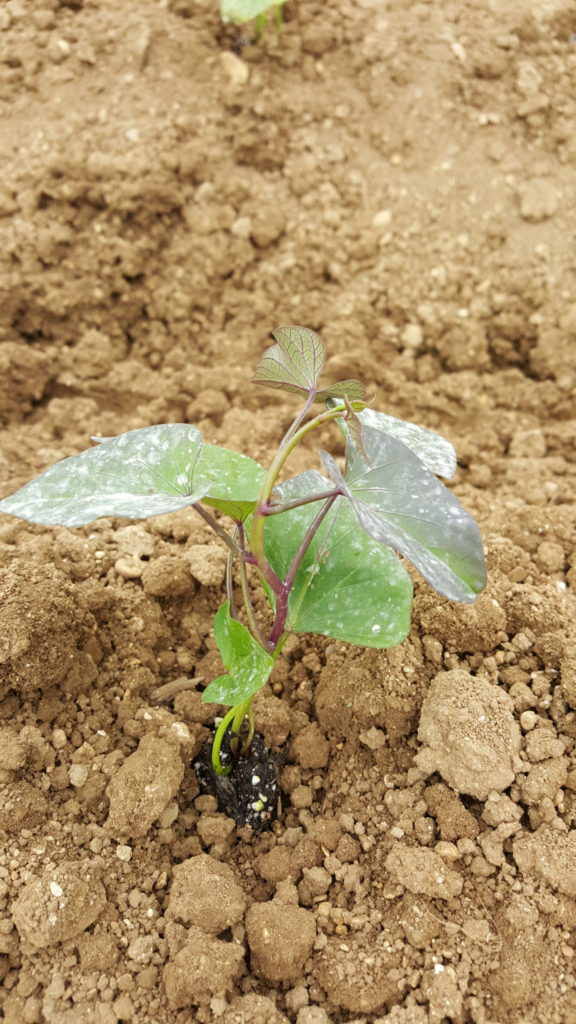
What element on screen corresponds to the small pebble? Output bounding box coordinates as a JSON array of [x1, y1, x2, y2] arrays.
[[359, 727, 386, 750], [220, 51, 250, 87], [520, 710, 538, 731], [401, 323, 424, 349], [435, 841, 460, 861], [372, 209, 392, 229], [69, 764, 90, 788], [52, 729, 67, 750]]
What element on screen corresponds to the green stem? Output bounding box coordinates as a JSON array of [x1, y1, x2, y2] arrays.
[[249, 403, 346, 569], [211, 706, 237, 775], [254, 11, 266, 37], [212, 696, 255, 775], [232, 699, 254, 749], [238, 550, 268, 649]]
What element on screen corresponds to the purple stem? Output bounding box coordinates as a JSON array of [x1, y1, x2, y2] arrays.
[[285, 492, 339, 591], [192, 503, 245, 558], [267, 492, 340, 649], [261, 488, 341, 516]]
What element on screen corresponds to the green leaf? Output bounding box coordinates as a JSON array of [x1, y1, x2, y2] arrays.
[[202, 602, 274, 706], [0, 426, 266, 528], [264, 472, 413, 647], [196, 443, 265, 522], [252, 326, 366, 405], [340, 396, 369, 460], [0, 425, 209, 527], [91, 435, 265, 521], [320, 424, 487, 603], [220, 0, 287, 24], [251, 325, 326, 397], [317, 380, 367, 404], [359, 408, 457, 479]]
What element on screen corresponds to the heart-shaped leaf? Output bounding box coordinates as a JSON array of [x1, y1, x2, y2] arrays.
[[202, 602, 274, 706], [264, 472, 413, 647], [252, 326, 367, 405], [320, 424, 487, 603], [252, 325, 326, 397], [0, 426, 266, 528], [358, 408, 457, 479], [0, 425, 209, 527]]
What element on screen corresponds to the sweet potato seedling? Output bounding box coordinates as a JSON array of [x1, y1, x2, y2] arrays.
[[220, 0, 287, 36], [0, 327, 487, 826]]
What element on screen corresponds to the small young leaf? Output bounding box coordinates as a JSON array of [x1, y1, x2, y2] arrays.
[[212, 601, 254, 668], [264, 472, 413, 647], [320, 424, 487, 603], [251, 325, 326, 397], [358, 408, 457, 479], [0, 425, 208, 527], [341, 396, 369, 460], [316, 380, 367, 404], [202, 602, 274, 706], [220, 0, 287, 25], [252, 326, 367, 406]]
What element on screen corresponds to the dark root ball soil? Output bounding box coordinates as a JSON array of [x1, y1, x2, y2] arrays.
[[195, 729, 281, 831]]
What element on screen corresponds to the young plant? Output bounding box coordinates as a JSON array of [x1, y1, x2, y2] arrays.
[[0, 327, 487, 789], [220, 0, 287, 36]]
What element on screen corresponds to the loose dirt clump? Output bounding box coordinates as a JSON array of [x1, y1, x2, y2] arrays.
[[105, 733, 186, 839], [416, 668, 521, 799], [163, 924, 245, 1009], [12, 860, 107, 948], [166, 853, 247, 933], [1, 0, 576, 1022], [246, 890, 316, 982]]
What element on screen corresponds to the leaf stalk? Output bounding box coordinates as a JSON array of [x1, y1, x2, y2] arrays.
[[249, 403, 346, 577]]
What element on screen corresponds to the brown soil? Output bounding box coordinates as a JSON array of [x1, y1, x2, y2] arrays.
[[1, 0, 576, 1022]]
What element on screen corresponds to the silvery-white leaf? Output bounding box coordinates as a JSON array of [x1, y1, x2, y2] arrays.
[[0, 425, 208, 527], [320, 424, 486, 603], [359, 408, 457, 479]]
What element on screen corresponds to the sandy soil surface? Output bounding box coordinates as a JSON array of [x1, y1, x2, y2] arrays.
[[1, 0, 576, 1022]]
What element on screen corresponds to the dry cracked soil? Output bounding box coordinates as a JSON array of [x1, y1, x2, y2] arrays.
[[1, 0, 576, 1022]]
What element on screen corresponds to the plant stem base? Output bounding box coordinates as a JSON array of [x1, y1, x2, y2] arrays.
[[194, 730, 280, 832]]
